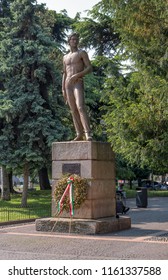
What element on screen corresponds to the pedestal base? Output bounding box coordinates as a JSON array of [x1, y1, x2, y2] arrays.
[[35, 216, 131, 235], [52, 141, 116, 219]]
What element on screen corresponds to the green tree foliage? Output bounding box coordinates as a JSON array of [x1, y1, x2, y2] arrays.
[[100, 0, 168, 174], [104, 0, 168, 74], [0, 0, 14, 19], [40, 8, 73, 52], [37, 7, 74, 142], [115, 154, 150, 188], [0, 0, 68, 204], [0, 1, 14, 93], [104, 70, 168, 173], [83, 71, 105, 141], [73, 2, 120, 57]]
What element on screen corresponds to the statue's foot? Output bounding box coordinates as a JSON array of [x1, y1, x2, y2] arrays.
[[72, 134, 84, 141], [86, 136, 92, 141], [85, 133, 92, 141]]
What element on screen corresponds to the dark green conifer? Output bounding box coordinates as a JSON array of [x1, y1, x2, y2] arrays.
[[0, 0, 66, 205]]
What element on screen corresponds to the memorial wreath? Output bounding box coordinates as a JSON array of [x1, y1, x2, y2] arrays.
[[53, 174, 89, 216]]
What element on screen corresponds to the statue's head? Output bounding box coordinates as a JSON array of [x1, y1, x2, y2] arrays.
[[67, 32, 79, 44]]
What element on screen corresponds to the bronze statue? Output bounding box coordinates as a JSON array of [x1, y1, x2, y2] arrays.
[[62, 32, 92, 141]]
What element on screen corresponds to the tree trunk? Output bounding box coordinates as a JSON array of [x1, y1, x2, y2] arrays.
[[21, 162, 29, 207], [8, 171, 15, 193], [129, 179, 132, 189], [138, 178, 142, 187], [161, 174, 166, 183], [1, 166, 11, 200], [38, 167, 51, 190]]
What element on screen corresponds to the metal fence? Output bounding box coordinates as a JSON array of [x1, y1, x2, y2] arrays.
[[0, 206, 51, 223]]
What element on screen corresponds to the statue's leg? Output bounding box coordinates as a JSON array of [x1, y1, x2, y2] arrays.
[[74, 81, 92, 141], [66, 87, 84, 139]]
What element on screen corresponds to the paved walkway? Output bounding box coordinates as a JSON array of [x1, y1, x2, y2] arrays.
[[0, 197, 168, 259]]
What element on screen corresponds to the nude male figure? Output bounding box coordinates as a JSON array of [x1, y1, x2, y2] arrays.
[[62, 32, 92, 141]]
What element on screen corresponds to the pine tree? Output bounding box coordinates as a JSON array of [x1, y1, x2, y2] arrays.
[[0, 0, 65, 206]]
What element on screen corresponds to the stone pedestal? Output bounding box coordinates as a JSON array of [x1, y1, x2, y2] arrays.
[[36, 216, 131, 235], [52, 141, 116, 219], [35, 141, 131, 234]]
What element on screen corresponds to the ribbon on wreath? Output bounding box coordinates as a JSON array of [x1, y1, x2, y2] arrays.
[[57, 176, 74, 217]]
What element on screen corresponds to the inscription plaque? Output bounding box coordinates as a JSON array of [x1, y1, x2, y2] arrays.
[[62, 163, 81, 176]]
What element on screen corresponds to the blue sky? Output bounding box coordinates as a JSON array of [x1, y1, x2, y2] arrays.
[[37, 0, 100, 17]]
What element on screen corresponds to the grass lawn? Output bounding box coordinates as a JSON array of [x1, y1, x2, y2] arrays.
[[125, 188, 168, 198], [0, 189, 52, 222], [0, 189, 51, 207]]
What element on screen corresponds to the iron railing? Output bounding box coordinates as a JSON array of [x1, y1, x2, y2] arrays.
[[0, 206, 51, 223]]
